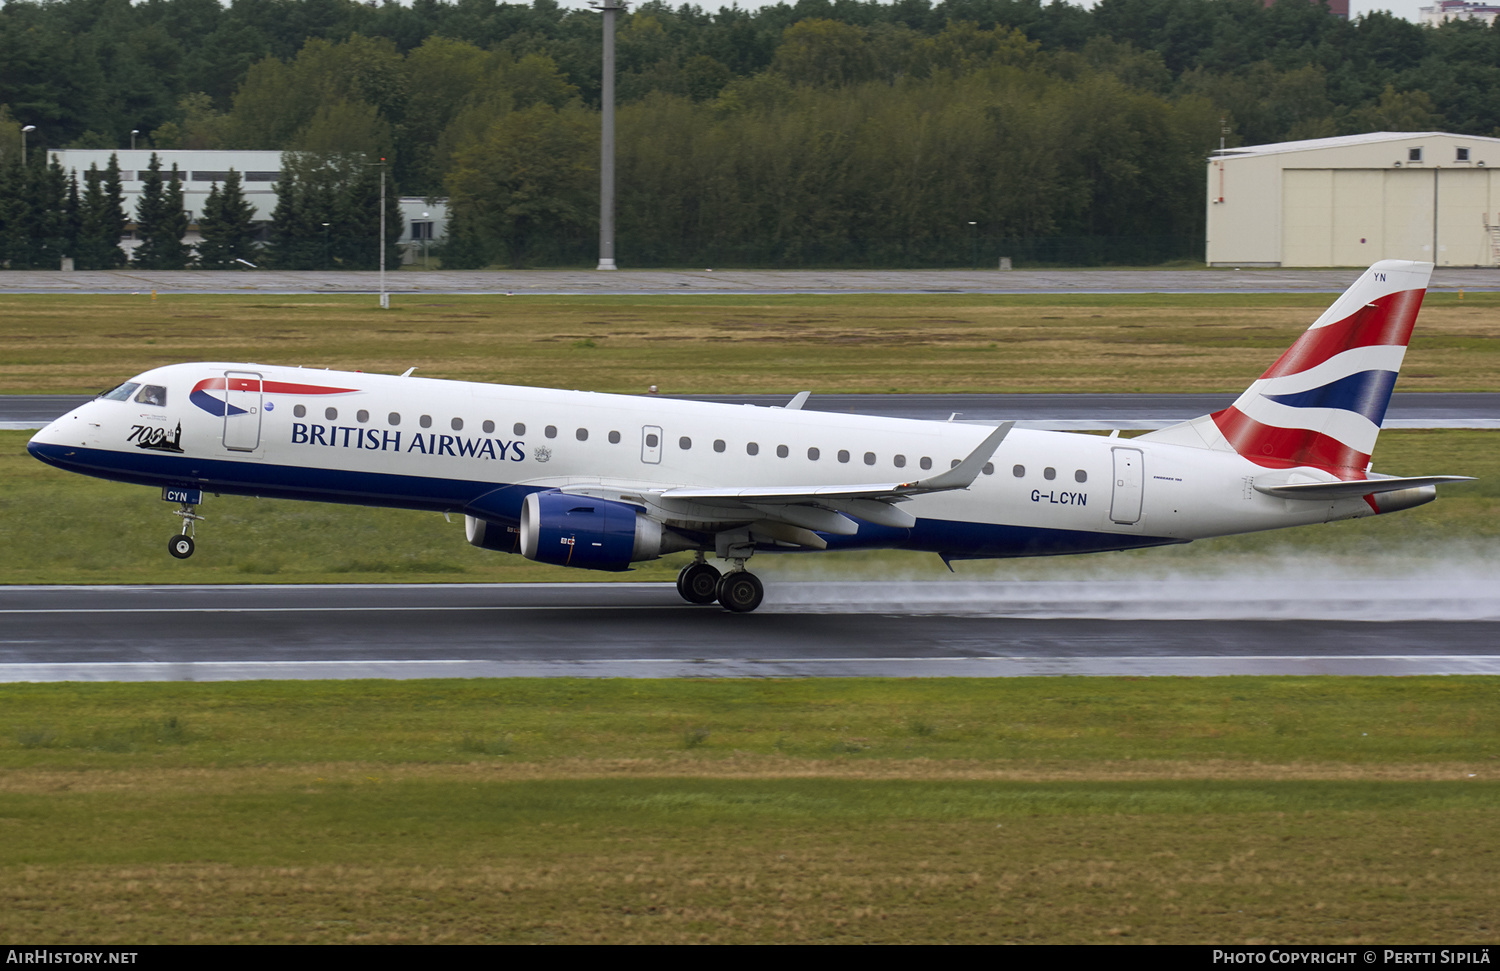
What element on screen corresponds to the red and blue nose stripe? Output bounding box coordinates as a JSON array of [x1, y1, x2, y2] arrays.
[[190, 377, 359, 417]]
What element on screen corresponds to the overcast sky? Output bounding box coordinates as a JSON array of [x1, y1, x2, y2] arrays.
[[565, 0, 1426, 25]]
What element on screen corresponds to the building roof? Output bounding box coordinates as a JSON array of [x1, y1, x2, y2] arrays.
[[1212, 131, 1500, 159]]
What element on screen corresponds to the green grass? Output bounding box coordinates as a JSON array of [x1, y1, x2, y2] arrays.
[[4, 428, 1493, 585], [3, 677, 1495, 768], [1, 678, 1497, 942], [3, 290, 1497, 395]]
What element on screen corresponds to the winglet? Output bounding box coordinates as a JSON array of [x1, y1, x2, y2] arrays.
[[901, 422, 1013, 493], [782, 391, 811, 411]]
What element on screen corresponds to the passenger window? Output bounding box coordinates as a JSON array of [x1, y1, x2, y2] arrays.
[[951, 459, 961, 469], [482, 420, 495, 434], [680, 436, 692, 450], [1013, 464, 1025, 478], [838, 450, 850, 463], [982, 462, 994, 475], [452, 418, 464, 431], [646, 433, 659, 447], [714, 440, 726, 453], [294, 404, 307, 418], [609, 430, 621, 444], [326, 407, 338, 421], [808, 447, 820, 460], [357, 410, 369, 423], [747, 442, 759, 456], [864, 452, 876, 466], [388, 412, 401, 426], [1044, 467, 1056, 480], [514, 423, 526, 436], [920, 457, 932, 471], [133, 385, 167, 406], [776, 445, 789, 458], [576, 428, 588, 441], [1075, 470, 1088, 483], [420, 415, 432, 428], [545, 425, 557, 439], [893, 454, 906, 468]]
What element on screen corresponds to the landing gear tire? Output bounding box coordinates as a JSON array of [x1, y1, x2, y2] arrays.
[[676, 562, 722, 604], [716, 571, 764, 613], [168, 534, 195, 559]]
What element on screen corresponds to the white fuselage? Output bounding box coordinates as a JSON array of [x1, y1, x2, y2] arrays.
[[29, 362, 1384, 562]]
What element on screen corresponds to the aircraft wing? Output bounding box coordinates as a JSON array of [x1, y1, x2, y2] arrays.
[[565, 423, 1013, 537], [661, 422, 1014, 504]]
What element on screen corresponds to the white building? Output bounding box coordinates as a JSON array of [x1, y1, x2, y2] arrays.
[[1418, 1, 1500, 25], [48, 149, 447, 261], [1206, 132, 1500, 267]]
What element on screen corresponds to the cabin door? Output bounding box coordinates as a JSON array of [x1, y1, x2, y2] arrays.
[[222, 370, 263, 452], [1109, 447, 1144, 525]]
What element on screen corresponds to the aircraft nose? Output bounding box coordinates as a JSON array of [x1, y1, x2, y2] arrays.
[[27, 404, 91, 459]]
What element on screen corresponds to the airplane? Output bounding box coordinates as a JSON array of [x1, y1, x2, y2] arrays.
[[27, 260, 1472, 613]]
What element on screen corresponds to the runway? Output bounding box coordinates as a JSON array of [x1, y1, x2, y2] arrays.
[[6, 392, 1499, 431], [2, 581, 1496, 681]]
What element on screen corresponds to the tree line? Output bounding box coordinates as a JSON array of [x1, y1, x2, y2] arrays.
[[2, 0, 1498, 267], [0, 150, 401, 270]]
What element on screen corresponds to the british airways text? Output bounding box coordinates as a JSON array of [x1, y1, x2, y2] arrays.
[[291, 423, 525, 461]]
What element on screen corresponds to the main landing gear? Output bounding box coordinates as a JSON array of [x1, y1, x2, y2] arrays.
[[675, 554, 765, 613]]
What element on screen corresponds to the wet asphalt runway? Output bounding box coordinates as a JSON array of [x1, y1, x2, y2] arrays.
[[1, 582, 1496, 681]]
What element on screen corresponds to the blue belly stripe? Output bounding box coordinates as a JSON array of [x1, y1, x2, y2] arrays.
[[28, 441, 1183, 561]]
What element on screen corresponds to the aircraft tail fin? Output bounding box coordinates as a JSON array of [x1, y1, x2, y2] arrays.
[[1138, 260, 1433, 474]]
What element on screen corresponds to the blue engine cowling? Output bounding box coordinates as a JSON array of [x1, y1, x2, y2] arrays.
[[519, 491, 663, 572]]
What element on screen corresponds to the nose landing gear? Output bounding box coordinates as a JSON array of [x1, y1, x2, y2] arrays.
[[162, 487, 204, 559]]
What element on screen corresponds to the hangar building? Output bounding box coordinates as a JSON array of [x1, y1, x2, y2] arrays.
[[1206, 132, 1500, 267]]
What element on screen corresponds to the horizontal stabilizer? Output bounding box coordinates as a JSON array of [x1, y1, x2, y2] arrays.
[[1254, 475, 1474, 500]]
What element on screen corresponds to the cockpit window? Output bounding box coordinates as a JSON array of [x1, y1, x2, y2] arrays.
[[98, 382, 140, 401], [133, 385, 168, 407]]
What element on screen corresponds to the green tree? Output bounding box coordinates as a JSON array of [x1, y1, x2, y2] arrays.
[[133, 154, 190, 268], [444, 103, 595, 268], [76, 159, 129, 269], [194, 169, 258, 268]]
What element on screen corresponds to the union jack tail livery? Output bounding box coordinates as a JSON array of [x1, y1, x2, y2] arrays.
[[1141, 260, 1431, 476]]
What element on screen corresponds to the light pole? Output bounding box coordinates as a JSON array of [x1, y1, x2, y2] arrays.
[[131, 129, 139, 151], [378, 158, 388, 308], [421, 210, 430, 269], [591, 0, 625, 271], [968, 220, 978, 270], [21, 125, 35, 165]]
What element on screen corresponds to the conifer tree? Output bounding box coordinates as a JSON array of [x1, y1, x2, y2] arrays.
[[134, 156, 191, 269], [97, 155, 128, 268], [195, 169, 258, 269], [132, 154, 167, 268]]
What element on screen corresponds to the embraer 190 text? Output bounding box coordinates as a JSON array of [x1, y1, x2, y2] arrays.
[[28, 261, 1472, 612]]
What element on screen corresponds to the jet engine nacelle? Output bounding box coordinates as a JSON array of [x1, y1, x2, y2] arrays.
[[519, 491, 663, 572], [464, 515, 519, 553]]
